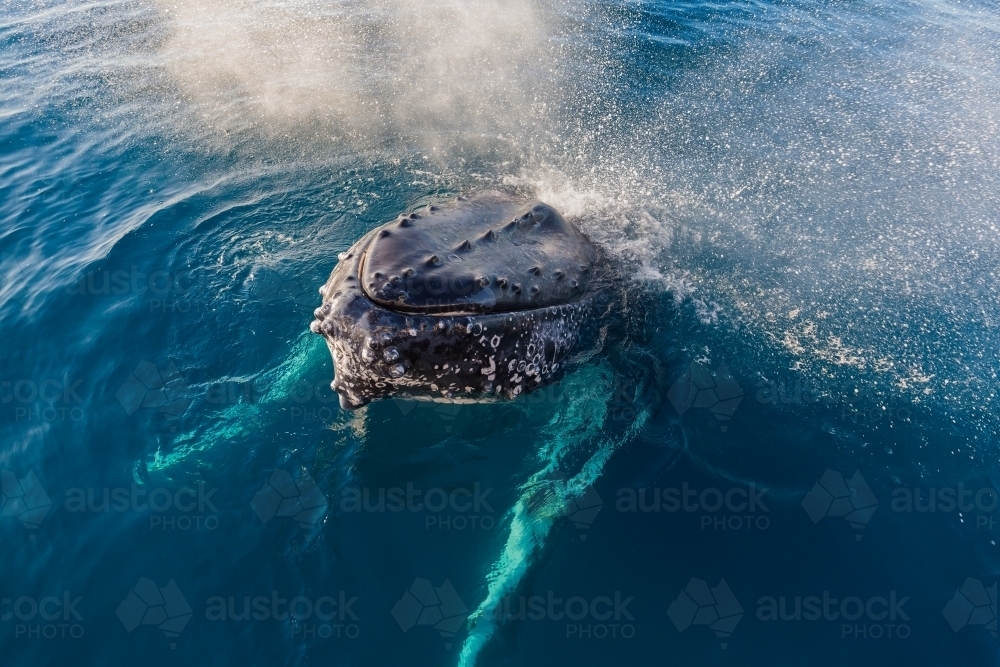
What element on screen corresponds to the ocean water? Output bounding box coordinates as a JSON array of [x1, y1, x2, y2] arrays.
[[2, 0, 1000, 664]]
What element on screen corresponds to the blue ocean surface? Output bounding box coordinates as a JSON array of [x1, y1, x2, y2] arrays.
[[2, 0, 999, 664]]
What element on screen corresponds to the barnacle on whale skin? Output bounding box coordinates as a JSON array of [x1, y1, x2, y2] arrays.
[[312, 192, 607, 410]]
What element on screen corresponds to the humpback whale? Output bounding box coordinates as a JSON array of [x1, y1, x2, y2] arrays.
[[311, 193, 610, 410]]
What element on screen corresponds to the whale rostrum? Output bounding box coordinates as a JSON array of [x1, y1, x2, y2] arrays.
[[311, 193, 604, 410]]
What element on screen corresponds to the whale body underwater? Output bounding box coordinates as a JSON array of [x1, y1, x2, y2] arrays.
[[311, 193, 614, 410]]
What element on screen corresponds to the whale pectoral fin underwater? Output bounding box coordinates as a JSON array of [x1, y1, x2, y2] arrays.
[[311, 193, 606, 410]]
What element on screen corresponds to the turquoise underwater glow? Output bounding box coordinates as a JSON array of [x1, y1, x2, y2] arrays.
[[2, 0, 1000, 665]]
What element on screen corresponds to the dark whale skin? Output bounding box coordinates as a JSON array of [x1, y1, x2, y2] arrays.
[[311, 194, 605, 410]]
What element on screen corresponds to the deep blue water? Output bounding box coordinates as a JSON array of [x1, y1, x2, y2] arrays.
[[2, 0, 1000, 664]]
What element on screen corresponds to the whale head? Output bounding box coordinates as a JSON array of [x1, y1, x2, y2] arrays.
[[311, 193, 603, 410]]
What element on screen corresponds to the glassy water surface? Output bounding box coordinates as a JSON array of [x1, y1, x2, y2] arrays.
[[2, 0, 999, 664]]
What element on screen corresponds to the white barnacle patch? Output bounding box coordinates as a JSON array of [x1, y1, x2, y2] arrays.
[[490, 335, 501, 349], [481, 356, 496, 376]]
